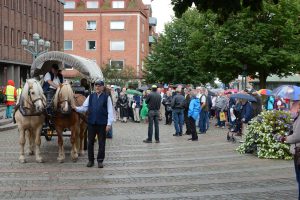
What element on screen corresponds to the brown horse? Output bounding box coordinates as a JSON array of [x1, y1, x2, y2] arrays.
[[15, 79, 46, 163], [53, 83, 86, 162]]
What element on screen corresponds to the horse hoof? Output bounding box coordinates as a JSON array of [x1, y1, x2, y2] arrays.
[[71, 154, 78, 162], [19, 156, 26, 163], [57, 157, 65, 163], [36, 158, 44, 163], [79, 150, 85, 156], [28, 151, 35, 156]]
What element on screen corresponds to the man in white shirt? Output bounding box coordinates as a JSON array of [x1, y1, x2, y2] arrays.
[[43, 64, 63, 115], [75, 80, 114, 168]]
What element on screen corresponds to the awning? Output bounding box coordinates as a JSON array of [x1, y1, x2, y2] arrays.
[[30, 51, 103, 82]]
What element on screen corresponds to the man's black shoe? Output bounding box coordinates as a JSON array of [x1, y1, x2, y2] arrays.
[[143, 139, 152, 143], [86, 161, 94, 167], [155, 140, 160, 143], [173, 134, 179, 136], [192, 138, 198, 141], [98, 162, 104, 168]]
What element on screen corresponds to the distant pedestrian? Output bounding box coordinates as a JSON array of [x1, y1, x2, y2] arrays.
[[265, 95, 275, 110], [241, 100, 253, 137], [143, 85, 162, 143], [133, 93, 141, 123], [199, 87, 209, 133], [3, 80, 17, 119], [188, 90, 200, 141], [117, 92, 129, 122], [184, 88, 192, 134], [171, 87, 185, 136], [162, 91, 172, 125]]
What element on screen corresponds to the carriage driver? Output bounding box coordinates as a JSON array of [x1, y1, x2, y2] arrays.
[[74, 80, 114, 168], [43, 64, 64, 116]]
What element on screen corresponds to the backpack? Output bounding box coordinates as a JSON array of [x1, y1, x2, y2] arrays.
[[42, 72, 63, 93]]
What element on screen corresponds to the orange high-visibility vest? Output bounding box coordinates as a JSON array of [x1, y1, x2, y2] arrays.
[[5, 85, 15, 102]]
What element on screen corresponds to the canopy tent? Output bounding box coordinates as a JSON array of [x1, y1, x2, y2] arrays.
[[30, 51, 103, 82]]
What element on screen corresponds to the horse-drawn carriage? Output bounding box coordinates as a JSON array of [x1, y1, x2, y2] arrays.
[[15, 51, 103, 163]]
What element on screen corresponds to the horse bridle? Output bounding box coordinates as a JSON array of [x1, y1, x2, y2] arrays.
[[25, 82, 45, 109], [56, 84, 72, 114]]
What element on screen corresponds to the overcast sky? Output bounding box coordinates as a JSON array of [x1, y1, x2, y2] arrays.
[[142, 0, 174, 33]]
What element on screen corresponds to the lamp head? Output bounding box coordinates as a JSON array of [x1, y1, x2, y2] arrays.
[[21, 39, 28, 46], [44, 41, 51, 48], [33, 33, 40, 40], [28, 41, 35, 47], [38, 39, 45, 46]]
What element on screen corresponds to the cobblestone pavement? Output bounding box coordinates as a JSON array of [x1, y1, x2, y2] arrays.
[[0, 119, 297, 199]]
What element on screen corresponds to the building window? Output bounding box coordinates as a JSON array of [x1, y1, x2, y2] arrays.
[[64, 41, 73, 50], [11, 29, 15, 46], [112, 1, 125, 8], [110, 21, 125, 30], [17, 30, 21, 47], [28, 0, 32, 16], [4, 26, 8, 45], [11, 0, 15, 9], [23, 0, 27, 14], [142, 23, 145, 33], [64, 1, 75, 9], [110, 41, 125, 51], [86, 1, 99, 8], [142, 61, 144, 71], [43, 7, 46, 22], [110, 60, 124, 70], [86, 21, 97, 31], [4, 0, 8, 7], [64, 21, 73, 31], [86, 41, 96, 50], [17, 0, 21, 11]]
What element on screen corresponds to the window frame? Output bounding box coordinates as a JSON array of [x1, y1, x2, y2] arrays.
[[110, 21, 125, 31], [110, 40, 125, 51], [112, 1, 125, 9], [86, 1, 99, 9], [64, 40, 73, 51], [64, 21, 74, 31], [110, 60, 124, 70], [86, 20, 97, 31], [86, 40, 96, 51], [64, 1, 76, 9]]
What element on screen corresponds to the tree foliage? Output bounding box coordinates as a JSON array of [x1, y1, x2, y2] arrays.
[[102, 64, 135, 86], [146, 0, 300, 88], [145, 11, 214, 84], [172, 0, 279, 23]]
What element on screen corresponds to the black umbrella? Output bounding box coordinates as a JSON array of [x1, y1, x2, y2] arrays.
[[230, 93, 257, 102]]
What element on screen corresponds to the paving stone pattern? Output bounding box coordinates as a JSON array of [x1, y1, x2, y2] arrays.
[[0, 119, 297, 199]]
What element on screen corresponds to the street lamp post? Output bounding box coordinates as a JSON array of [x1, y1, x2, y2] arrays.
[[21, 33, 51, 60]]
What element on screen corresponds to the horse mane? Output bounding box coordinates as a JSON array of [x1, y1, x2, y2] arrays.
[[54, 83, 75, 110]]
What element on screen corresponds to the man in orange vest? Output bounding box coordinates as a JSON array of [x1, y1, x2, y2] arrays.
[[3, 80, 17, 119]]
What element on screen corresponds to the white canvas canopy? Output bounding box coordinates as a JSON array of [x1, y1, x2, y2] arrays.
[[31, 51, 103, 82]]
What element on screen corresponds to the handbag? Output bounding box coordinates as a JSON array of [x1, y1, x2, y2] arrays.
[[220, 112, 226, 121]]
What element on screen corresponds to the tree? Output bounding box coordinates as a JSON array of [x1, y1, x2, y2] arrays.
[[172, 0, 279, 23], [192, 0, 300, 88], [102, 64, 135, 86], [144, 10, 214, 85]]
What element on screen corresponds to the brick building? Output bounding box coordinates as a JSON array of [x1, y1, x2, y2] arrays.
[[0, 0, 64, 88], [63, 0, 157, 79]]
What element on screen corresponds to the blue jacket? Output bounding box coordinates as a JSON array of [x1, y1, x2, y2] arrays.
[[88, 93, 108, 125], [133, 95, 141, 108], [188, 98, 201, 120], [241, 102, 253, 123]]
